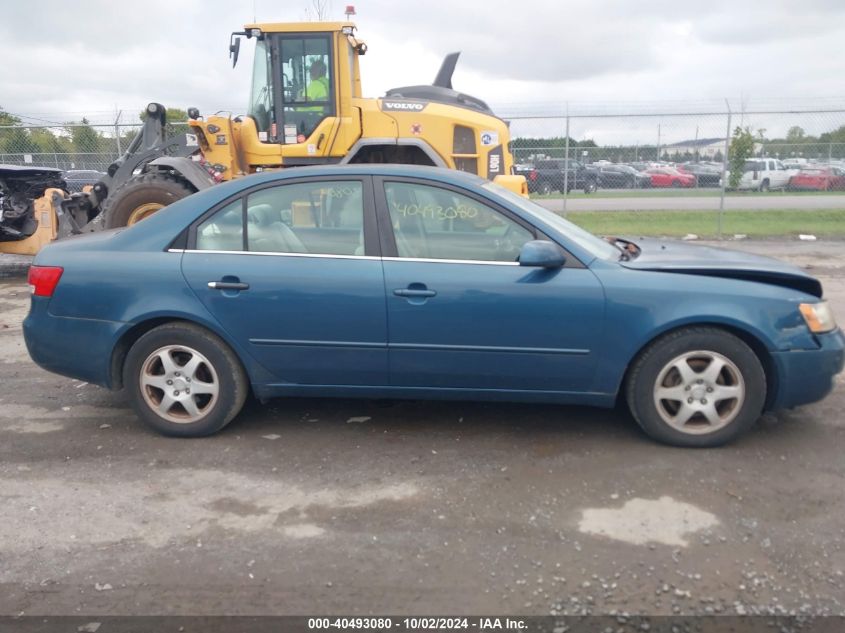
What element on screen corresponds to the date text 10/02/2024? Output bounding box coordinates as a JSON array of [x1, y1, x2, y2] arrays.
[[307, 617, 528, 630]]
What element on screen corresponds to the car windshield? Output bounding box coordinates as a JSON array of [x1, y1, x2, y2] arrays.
[[482, 182, 619, 261]]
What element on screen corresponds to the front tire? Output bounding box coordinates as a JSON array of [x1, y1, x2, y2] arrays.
[[104, 172, 196, 228], [124, 323, 248, 437], [584, 180, 597, 194], [625, 327, 766, 447]]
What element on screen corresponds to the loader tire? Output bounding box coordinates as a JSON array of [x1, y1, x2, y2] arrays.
[[104, 172, 196, 229]]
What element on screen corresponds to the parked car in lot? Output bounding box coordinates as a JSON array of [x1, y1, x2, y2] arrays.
[[645, 167, 697, 188], [678, 163, 722, 187], [594, 164, 651, 189], [23, 165, 843, 447], [782, 158, 809, 170], [62, 169, 106, 193], [735, 159, 792, 191], [788, 166, 845, 191], [528, 159, 599, 195]]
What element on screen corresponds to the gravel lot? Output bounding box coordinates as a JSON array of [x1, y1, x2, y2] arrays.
[[1, 240, 844, 617]]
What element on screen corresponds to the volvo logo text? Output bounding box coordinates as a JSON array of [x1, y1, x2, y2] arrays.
[[382, 101, 427, 112]]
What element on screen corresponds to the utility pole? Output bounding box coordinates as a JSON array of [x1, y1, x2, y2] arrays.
[[563, 103, 570, 216], [694, 125, 699, 163], [718, 100, 732, 240], [114, 107, 122, 156], [656, 124, 661, 162]]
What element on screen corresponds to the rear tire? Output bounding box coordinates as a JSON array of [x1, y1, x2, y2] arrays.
[[123, 323, 248, 437], [625, 327, 766, 447], [539, 182, 552, 196], [759, 179, 770, 192], [104, 172, 196, 229], [584, 180, 597, 194]]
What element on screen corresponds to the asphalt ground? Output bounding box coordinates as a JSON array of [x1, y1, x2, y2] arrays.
[[536, 193, 845, 212], [0, 240, 844, 618]]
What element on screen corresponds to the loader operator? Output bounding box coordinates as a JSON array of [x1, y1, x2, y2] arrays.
[[299, 59, 329, 106], [307, 60, 329, 102], [292, 58, 330, 139]]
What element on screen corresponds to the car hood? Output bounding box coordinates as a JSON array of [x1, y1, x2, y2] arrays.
[[620, 238, 822, 297]]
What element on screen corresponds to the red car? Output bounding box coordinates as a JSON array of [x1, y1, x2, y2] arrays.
[[788, 167, 845, 191], [645, 168, 697, 188]]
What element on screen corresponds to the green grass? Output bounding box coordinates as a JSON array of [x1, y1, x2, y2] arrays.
[[530, 189, 845, 200], [564, 209, 845, 238]]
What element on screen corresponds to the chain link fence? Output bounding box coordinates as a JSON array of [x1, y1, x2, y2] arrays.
[[2, 101, 844, 237], [505, 106, 845, 180], [497, 102, 845, 237], [0, 117, 188, 172]]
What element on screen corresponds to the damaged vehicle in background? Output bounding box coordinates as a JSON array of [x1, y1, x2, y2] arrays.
[[0, 165, 68, 252], [22, 164, 844, 448]]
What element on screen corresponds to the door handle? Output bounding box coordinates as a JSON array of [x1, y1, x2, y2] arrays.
[[393, 288, 436, 298], [208, 281, 250, 291]]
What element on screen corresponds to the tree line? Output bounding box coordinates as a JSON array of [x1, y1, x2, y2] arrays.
[[0, 107, 189, 162], [512, 123, 845, 164]]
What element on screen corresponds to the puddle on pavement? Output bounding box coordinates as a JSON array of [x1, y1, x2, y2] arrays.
[[578, 495, 719, 547]]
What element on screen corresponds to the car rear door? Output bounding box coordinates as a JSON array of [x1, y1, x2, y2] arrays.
[[180, 176, 388, 387], [374, 176, 605, 393]]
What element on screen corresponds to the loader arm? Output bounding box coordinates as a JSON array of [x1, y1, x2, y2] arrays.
[[59, 103, 201, 230]]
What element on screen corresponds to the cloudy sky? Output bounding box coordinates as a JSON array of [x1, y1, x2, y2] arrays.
[[2, 1, 844, 143]]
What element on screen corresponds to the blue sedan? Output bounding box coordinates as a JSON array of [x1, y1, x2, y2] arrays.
[[23, 165, 844, 446]]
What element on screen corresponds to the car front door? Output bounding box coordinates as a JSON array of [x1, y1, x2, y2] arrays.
[[181, 177, 388, 387], [375, 177, 605, 393]]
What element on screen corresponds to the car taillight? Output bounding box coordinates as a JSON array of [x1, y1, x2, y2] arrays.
[[28, 266, 64, 297], [530, 170, 538, 181]]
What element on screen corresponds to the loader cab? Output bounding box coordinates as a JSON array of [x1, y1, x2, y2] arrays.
[[240, 22, 364, 162]]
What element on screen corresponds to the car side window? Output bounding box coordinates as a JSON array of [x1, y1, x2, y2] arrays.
[[246, 180, 364, 256], [196, 200, 244, 251], [383, 181, 534, 262]]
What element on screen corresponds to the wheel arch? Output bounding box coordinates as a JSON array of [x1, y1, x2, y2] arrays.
[[341, 138, 446, 167], [615, 320, 779, 411], [109, 314, 258, 391]]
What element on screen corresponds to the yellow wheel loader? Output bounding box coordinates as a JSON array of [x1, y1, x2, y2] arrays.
[[1, 20, 525, 256]]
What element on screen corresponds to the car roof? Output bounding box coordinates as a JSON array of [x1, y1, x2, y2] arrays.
[[240, 163, 488, 188]]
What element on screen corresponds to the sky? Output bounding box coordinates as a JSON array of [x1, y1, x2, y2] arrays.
[[1, 0, 844, 144]]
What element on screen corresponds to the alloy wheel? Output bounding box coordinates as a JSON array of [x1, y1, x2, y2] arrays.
[[139, 345, 220, 424], [652, 350, 745, 435]]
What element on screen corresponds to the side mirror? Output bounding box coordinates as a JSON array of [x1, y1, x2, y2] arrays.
[[229, 35, 241, 68], [519, 240, 566, 268]]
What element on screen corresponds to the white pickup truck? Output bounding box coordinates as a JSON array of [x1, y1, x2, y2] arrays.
[[736, 158, 794, 191]]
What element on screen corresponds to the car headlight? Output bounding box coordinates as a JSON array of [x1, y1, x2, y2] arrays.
[[799, 301, 837, 333]]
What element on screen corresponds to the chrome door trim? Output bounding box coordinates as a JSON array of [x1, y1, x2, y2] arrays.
[[173, 248, 524, 266]]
